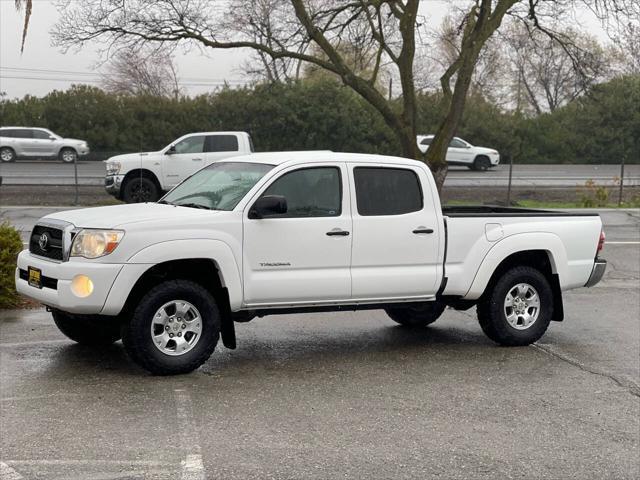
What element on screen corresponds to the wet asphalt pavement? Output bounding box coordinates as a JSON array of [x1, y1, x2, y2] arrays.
[[0, 211, 639, 479]]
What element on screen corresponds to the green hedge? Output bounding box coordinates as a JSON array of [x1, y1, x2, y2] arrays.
[[1, 75, 638, 164], [0, 222, 24, 309]]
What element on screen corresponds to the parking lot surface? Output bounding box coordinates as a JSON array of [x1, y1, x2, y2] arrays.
[[1, 210, 638, 479]]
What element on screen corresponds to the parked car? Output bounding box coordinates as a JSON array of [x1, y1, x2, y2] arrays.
[[16, 151, 606, 375], [0, 127, 90, 163], [104, 131, 254, 203], [417, 134, 500, 171]]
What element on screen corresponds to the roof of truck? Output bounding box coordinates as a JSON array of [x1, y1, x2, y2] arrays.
[[227, 151, 425, 167]]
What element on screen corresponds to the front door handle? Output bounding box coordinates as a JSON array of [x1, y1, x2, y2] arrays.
[[413, 227, 434, 234], [192, 158, 203, 161], [326, 229, 350, 236]]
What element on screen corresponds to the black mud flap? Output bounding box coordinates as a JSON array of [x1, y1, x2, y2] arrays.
[[551, 274, 564, 322], [216, 288, 237, 349]]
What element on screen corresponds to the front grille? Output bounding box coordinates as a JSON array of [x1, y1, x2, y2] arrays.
[[29, 225, 64, 261], [19, 269, 58, 290]]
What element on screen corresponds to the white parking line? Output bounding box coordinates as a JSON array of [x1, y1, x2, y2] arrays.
[[606, 241, 640, 245], [0, 462, 23, 480], [174, 389, 206, 480]]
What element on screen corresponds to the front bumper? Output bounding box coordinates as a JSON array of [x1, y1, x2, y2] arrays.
[[78, 146, 90, 156], [105, 174, 125, 197], [585, 259, 606, 287], [15, 250, 123, 314], [491, 154, 500, 166]]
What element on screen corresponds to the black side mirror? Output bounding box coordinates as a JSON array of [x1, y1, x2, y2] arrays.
[[249, 195, 287, 219], [166, 145, 176, 155]]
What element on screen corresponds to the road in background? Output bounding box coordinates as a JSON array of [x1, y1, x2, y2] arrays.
[[1, 209, 638, 479], [1, 161, 638, 187]]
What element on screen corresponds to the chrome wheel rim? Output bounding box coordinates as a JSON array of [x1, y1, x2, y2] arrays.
[[0, 149, 13, 161], [61, 150, 76, 162], [150, 300, 202, 356], [504, 283, 540, 330]]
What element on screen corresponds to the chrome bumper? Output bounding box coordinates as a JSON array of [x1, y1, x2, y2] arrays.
[[105, 174, 124, 197], [585, 259, 606, 287]]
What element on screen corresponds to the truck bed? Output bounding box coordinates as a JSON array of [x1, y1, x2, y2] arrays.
[[442, 205, 599, 217]]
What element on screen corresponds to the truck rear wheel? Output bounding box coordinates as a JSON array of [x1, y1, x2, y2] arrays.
[[385, 301, 446, 327], [52, 310, 121, 345], [121, 280, 220, 375], [477, 266, 552, 346]]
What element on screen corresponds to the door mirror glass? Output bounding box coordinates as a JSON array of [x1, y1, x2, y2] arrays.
[[249, 195, 288, 219]]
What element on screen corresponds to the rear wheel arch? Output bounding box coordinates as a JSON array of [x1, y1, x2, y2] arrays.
[[480, 250, 564, 322]]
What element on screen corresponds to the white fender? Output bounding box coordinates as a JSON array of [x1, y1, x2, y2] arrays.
[[102, 239, 243, 315], [464, 232, 567, 299]]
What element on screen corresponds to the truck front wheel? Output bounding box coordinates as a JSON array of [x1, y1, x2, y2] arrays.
[[52, 310, 121, 345], [121, 177, 160, 203], [385, 301, 446, 327], [477, 266, 553, 346], [121, 280, 221, 375]]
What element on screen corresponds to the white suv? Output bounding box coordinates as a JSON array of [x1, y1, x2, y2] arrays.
[[417, 135, 499, 171], [0, 127, 90, 163]]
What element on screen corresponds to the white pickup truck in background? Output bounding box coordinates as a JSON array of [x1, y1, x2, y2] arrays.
[[104, 131, 254, 203], [417, 134, 500, 170], [17, 151, 606, 375]]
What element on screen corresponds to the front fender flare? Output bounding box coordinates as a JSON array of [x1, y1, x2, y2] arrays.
[[102, 239, 242, 315]]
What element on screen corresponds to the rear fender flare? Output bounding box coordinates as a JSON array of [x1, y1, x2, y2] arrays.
[[464, 232, 567, 299]]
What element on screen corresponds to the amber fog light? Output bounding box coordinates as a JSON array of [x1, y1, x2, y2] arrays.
[[71, 275, 94, 298]]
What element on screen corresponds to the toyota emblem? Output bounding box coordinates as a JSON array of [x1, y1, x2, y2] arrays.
[[38, 232, 50, 251]]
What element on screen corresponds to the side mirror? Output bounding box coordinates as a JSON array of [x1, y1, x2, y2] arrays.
[[249, 195, 287, 219], [49, 136, 56, 141], [166, 145, 176, 155]]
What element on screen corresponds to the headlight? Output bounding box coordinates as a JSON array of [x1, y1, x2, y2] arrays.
[[106, 162, 121, 175], [70, 229, 124, 259]]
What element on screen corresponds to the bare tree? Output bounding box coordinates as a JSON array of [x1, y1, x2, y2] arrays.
[[100, 48, 181, 98], [51, 0, 636, 189], [502, 23, 608, 113]]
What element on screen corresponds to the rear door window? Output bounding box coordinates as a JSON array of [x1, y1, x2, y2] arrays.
[[353, 167, 423, 216], [32, 130, 51, 139], [206, 135, 239, 152]]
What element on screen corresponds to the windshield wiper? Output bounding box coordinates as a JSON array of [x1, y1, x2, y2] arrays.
[[176, 203, 212, 210]]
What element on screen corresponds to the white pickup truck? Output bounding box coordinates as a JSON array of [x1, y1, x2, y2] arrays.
[[104, 131, 254, 203], [16, 152, 606, 375]]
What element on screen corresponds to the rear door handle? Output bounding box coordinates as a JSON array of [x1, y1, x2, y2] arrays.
[[413, 227, 434, 234], [326, 229, 350, 236]]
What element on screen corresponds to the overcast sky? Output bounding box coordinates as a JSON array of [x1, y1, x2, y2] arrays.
[[0, 0, 607, 99]]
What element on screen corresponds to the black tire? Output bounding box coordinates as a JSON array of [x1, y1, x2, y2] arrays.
[[52, 310, 122, 345], [473, 156, 491, 171], [121, 280, 220, 375], [477, 266, 553, 346], [59, 147, 78, 163], [121, 176, 160, 203], [0, 147, 16, 162], [385, 301, 446, 328]]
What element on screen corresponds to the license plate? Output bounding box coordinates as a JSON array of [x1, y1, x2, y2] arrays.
[[28, 267, 42, 289]]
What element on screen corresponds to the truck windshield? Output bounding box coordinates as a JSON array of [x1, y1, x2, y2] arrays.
[[160, 162, 274, 210]]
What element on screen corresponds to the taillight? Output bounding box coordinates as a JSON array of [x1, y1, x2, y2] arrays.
[[597, 230, 605, 253]]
